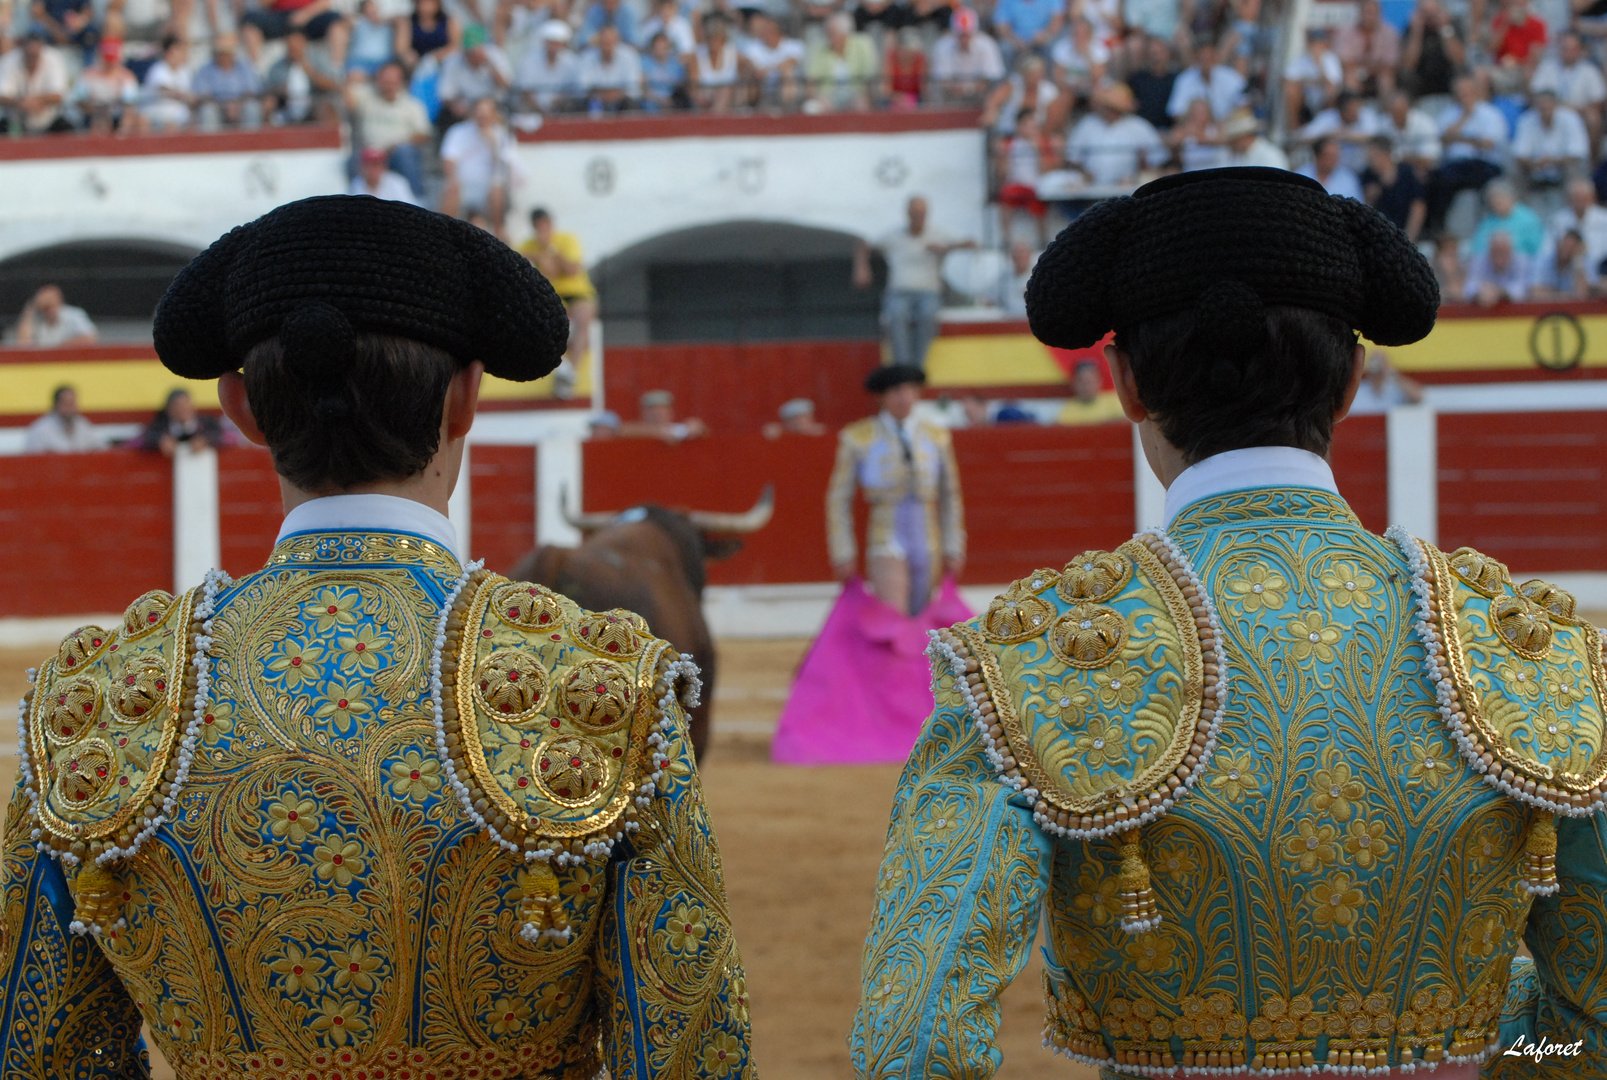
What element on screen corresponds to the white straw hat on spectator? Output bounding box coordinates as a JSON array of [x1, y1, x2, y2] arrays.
[[1220, 109, 1261, 139], [541, 20, 573, 42]]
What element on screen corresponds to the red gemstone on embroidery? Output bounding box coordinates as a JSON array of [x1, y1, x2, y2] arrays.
[[551, 634, 561, 641], [147, 613, 158, 623], [119, 777, 129, 786], [517, 777, 529, 787], [69, 761, 79, 771], [500, 704, 513, 713], [287, 811, 298, 821], [204, 714, 214, 725], [505, 1012, 515, 1021], [520, 739, 530, 748], [483, 629, 493, 637], [117, 737, 126, 746], [595, 684, 606, 693], [539, 613, 550, 624], [126, 675, 136, 685], [333, 1016, 344, 1026], [96, 766, 107, 778], [540, 760, 550, 770], [132, 706, 145, 715], [410, 769, 420, 780], [612, 747, 623, 758], [84, 704, 94, 714], [92, 638, 102, 647], [109, 645, 118, 651], [291, 657, 302, 667], [62, 725, 72, 736], [580, 627, 589, 636], [349, 962, 360, 973], [332, 854, 343, 865], [355, 643, 366, 652], [550, 719, 560, 728], [156, 681, 165, 691], [507, 671, 519, 682], [607, 643, 619, 653], [508, 608, 520, 618], [328, 606, 338, 614], [338, 700, 348, 709], [58, 695, 66, 705], [557, 787, 571, 796], [569, 756, 582, 768], [65, 657, 74, 667]]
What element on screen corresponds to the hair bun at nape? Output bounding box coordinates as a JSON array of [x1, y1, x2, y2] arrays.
[[277, 302, 357, 391], [1192, 279, 1267, 357]]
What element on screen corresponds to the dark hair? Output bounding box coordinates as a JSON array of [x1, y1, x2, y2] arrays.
[[530, 207, 551, 224], [1312, 135, 1339, 157], [1115, 305, 1357, 462], [1368, 134, 1394, 153], [52, 384, 74, 407], [242, 332, 459, 491]]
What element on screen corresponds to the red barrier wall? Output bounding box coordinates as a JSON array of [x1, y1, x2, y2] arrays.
[[1330, 414, 1388, 534], [472, 445, 538, 576], [219, 447, 284, 578], [0, 451, 171, 616]]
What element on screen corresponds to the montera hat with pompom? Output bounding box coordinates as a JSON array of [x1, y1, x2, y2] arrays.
[[1024, 167, 1440, 352], [152, 195, 571, 382]]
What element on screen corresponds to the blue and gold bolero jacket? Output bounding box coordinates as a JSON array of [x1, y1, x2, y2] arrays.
[[2, 529, 754, 1080], [852, 487, 1607, 1079]]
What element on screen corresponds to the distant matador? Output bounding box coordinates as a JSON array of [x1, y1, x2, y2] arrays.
[[2, 195, 754, 1080], [852, 168, 1607, 1079]]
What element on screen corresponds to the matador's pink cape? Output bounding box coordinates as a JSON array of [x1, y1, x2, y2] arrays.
[[770, 577, 974, 765]]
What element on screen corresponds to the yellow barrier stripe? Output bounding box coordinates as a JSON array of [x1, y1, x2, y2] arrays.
[[925, 334, 1067, 386]]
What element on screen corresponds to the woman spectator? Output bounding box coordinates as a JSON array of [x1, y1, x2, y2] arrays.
[[140, 34, 193, 129], [75, 37, 143, 131], [691, 13, 739, 111], [137, 390, 229, 457], [995, 107, 1055, 242], [395, 0, 458, 70], [981, 52, 1059, 132], [1167, 94, 1226, 170], [348, 0, 396, 74], [806, 10, 878, 111], [882, 25, 925, 107], [1049, 16, 1108, 101], [640, 30, 688, 109]]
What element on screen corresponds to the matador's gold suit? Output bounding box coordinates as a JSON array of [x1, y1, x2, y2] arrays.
[[852, 452, 1607, 1079], [2, 515, 753, 1079]]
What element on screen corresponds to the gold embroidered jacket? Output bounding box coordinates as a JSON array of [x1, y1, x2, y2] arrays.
[[2, 530, 754, 1080], [851, 488, 1607, 1079], [825, 415, 966, 571]]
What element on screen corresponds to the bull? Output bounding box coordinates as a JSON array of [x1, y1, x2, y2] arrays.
[[507, 486, 774, 760]]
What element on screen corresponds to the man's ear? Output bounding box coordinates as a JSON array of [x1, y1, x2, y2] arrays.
[[1333, 342, 1368, 425], [218, 372, 268, 447], [444, 361, 484, 442], [1105, 343, 1149, 424]]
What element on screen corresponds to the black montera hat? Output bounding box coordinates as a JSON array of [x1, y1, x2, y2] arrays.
[[865, 364, 927, 393], [1024, 168, 1439, 351], [153, 195, 570, 382]]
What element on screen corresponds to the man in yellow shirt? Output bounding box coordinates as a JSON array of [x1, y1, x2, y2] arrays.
[[1055, 357, 1127, 424], [519, 207, 596, 394]]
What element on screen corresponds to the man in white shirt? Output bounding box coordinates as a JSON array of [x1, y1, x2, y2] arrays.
[[1167, 37, 1246, 121], [1377, 90, 1441, 173], [1221, 108, 1290, 169], [1426, 75, 1509, 234], [23, 386, 106, 453], [1065, 81, 1164, 187], [14, 284, 97, 346], [0, 31, 71, 133], [514, 20, 581, 112], [1548, 177, 1607, 284], [579, 24, 643, 109], [439, 97, 521, 236], [1297, 90, 1382, 175], [1297, 134, 1365, 200], [345, 62, 431, 197], [1512, 89, 1590, 200], [1531, 31, 1606, 147], [1283, 26, 1342, 123], [348, 146, 421, 204], [929, 7, 1004, 104], [740, 12, 804, 103], [851, 195, 977, 368], [437, 24, 511, 124]]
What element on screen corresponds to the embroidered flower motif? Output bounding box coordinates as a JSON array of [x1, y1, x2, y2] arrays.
[[267, 794, 320, 844], [159, 1000, 201, 1042], [665, 902, 707, 955], [1311, 759, 1365, 822], [1123, 932, 1175, 975], [1073, 870, 1120, 927], [266, 640, 324, 689], [1072, 717, 1128, 769], [1152, 842, 1200, 886], [561, 868, 602, 903], [701, 1031, 743, 1078], [1091, 660, 1142, 710], [198, 699, 234, 746], [1468, 821, 1506, 868], [866, 969, 910, 1005], [533, 981, 575, 1015], [329, 940, 383, 993], [875, 858, 908, 900], [1284, 612, 1343, 664], [335, 624, 391, 676], [1534, 707, 1575, 753], [313, 836, 367, 888], [1318, 561, 1379, 610], [1208, 749, 1259, 804], [1343, 818, 1389, 869], [387, 750, 441, 801], [1042, 681, 1090, 727], [1405, 738, 1454, 792], [1226, 564, 1289, 613], [1466, 914, 1502, 960], [1546, 670, 1589, 707], [919, 798, 965, 843], [306, 588, 362, 633], [310, 997, 368, 1045], [269, 942, 327, 996], [489, 996, 532, 1036], [1310, 871, 1364, 931], [1282, 820, 1340, 873], [314, 683, 372, 736], [728, 974, 751, 1024], [1497, 659, 1543, 701]]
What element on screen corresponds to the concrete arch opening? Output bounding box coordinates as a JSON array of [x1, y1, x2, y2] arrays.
[[0, 239, 200, 339], [593, 220, 884, 345]]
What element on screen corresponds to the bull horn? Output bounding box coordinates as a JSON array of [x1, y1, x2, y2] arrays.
[[686, 485, 775, 534], [560, 484, 619, 532]]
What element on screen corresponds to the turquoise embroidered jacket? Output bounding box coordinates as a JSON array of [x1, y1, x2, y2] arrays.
[[2, 529, 754, 1080], [851, 487, 1607, 1079]]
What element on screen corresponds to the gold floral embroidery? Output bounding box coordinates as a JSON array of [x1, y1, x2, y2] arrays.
[[267, 794, 320, 844], [702, 1031, 743, 1077], [1311, 758, 1366, 822], [665, 902, 708, 955], [267, 640, 325, 689], [312, 836, 366, 887], [313, 683, 371, 735], [1285, 612, 1343, 664], [305, 588, 362, 632], [1124, 932, 1175, 975], [1534, 707, 1575, 752], [1343, 819, 1389, 868], [1546, 670, 1589, 706], [1496, 658, 1543, 701], [309, 997, 367, 1045], [197, 699, 233, 746], [386, 751, 440, 801], [1073, 718, 1128, 768], [268, 943, 327, 996], [1209, 748, 1259, 803], [1226, 564, 1288, 612], [1283, 820, 1341, 873], [1465, 915, 1502, 960], [920, 798, 965, 843], [1318, 560, 1379, 610], [1405, 739, 1453, 791], [335, 624, 390, 675], [1041, 681, 1091, 726], [1091, 660, 1143, 709], [329, 941, 383, 993], [488, 996, 531, 1036], [158, 999, 201, 1042], [1074, 869, 1120, 927], [1310, 870, 1364, 931]]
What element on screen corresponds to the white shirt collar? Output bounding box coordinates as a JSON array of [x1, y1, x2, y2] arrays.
[[1163, 446, 1339, 528], [879, 410, 916, 438], [276, 494, 464, 563]]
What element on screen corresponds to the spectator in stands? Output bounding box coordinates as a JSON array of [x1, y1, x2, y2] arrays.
[[641, 0, 695, 58], [1531, 228, 1590, 298], [395, 0, 459, 70], [74, 38, 143, 132], [1221, 107, 1288, 168], [641, 31, 688, 109], [1532, 32, 1605, 151], [1284, 25, 1341, 125], [1335, 0, 1399, 97], [137, 389, 229, 457], [1168, 96, 1226, 171], [1347, 351, 1424, 414], [1298, 134, 1365, 200], [742, 13, 804, 105], [28, 0, 99, 62], [241, 0, 350, 74], [1168, 35, 1245, 121], [883, 26, 927, 108], [24, 386, 106, 452], [1472, 179, 1546, 256], [521, 208, 596, 383], [990, 0, 1062, 65], [437, 24, 511, 124], [192, 33, 265, 129], [1549, 177, 1607, 286], [1298, 89, 1380, 174], [1513, 89, 1590, 207], [14, 285, 96, 346], [1123, 0, 1178, 44], [0, 30, 71, 134], [1048, 17, 1108, 98], [1427, 76, 1509, 236], [981, 53, 1058, 132], [346, 0, 395, 75], [346, 61, 429, 196], [577, 0, 640, 48], [1065, 80, 1162, 186], [853, 194, 976, 368], [1127, 34, 1176, 130], [693, 14, 741, 111], [1377, 89, 1441, 174], [588, 410, 622, 438], [1488, 0, 1547, 95], [1362, 135, 1427, 240], [514, 20, 581, 112], [763, 398, 829, 438], [140, 34, 192, 129], [624, 389, 709, 441], [265, 30, 340, 123], [929, 7, 1003, 105], [440, 96, 520, 235], [1057, 359, 1124, 424], [995, 240, 1035, 316], [996, 108, 1052, 241], [579, 23, 642, 110], [1465, 231, 1530, 305], [1401, 0, 1463, 100], [349, 145, 420, 203], [806, 11, 876, 111]]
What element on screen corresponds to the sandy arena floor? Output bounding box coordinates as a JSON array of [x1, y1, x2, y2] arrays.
[[0, 641, 1094, 1080]]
